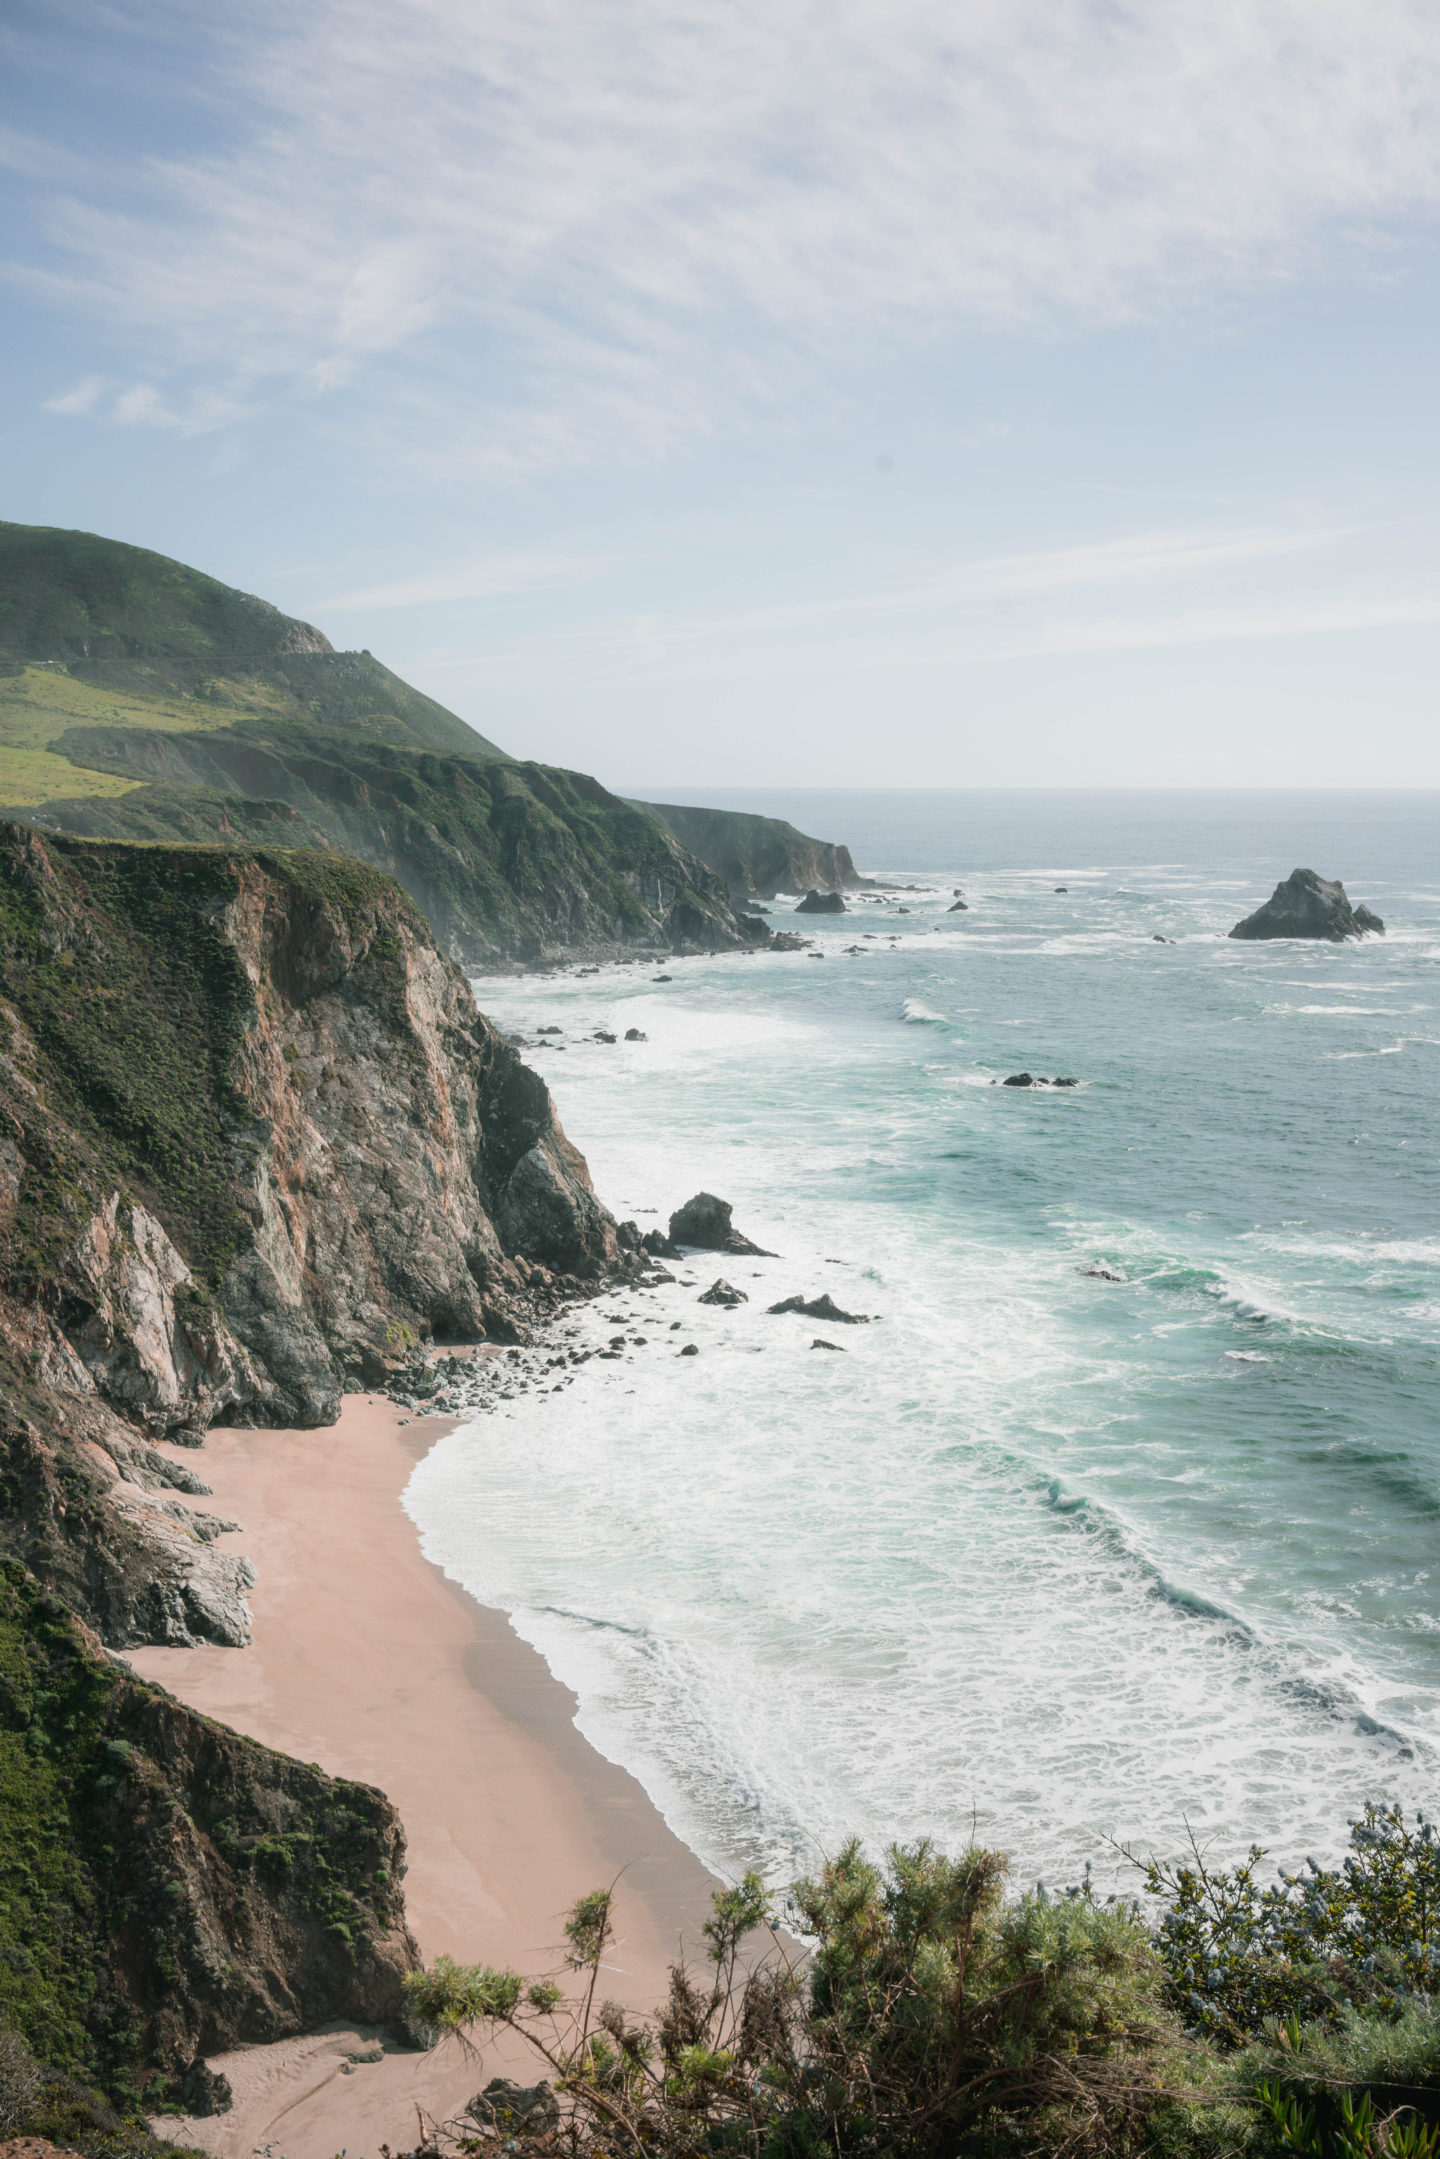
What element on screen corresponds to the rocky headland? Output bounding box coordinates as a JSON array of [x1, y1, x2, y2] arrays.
[[0, 526, 871, 973], [1228, 867, 1385, 942], [0, 821, 651, 2118]]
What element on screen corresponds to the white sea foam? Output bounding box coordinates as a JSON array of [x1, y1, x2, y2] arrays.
[[424, 839, 1440, 1894]]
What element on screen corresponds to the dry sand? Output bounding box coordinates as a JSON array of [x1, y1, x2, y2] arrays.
[[128, 1390, 722, 2159]]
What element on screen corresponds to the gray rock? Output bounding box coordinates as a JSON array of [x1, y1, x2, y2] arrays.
[[1229, 868, 1385, 942], [1001, 1072, 1035, 1087], [767, 1292, 870, 1324], [624, 1027, 647, 1041], [678, 1342, 700, 1356], [795, 889, 846, 914], [668, 1191, 774, 1256], [467, 2079, 560, 2135], [811, 1337, 846, 1351], [698, 1279, 747, 1307], [947, 900, 968, 912]]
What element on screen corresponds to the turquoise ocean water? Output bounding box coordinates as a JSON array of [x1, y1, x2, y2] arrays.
[[406, 790, 1440, 1895]]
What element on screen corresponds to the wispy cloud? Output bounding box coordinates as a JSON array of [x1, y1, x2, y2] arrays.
[[316, 554, 603, 611], [12, 0, 1440, 472], [43, 372, 106, 416]]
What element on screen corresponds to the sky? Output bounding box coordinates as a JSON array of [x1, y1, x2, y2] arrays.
[[3, 0, 1440, 791]]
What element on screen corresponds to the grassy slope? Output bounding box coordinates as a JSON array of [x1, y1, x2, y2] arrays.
[[0, 524, 754, 959]]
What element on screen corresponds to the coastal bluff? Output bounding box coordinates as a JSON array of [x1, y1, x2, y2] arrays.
[[0, 822, 625, 1653]]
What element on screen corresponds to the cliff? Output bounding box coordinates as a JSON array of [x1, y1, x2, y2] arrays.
[[637, 800, 873, 899], [0, 1559, 415, 2111], [0, 822, 626, 1650], [0, 821, 646, 2112], [0, 525, 766, 965]]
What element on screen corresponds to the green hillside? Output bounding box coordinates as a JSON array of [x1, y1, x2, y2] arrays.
[[0, 523, 759, 964]]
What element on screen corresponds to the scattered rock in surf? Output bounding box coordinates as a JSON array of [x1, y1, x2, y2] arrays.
[[771, 932, 810, 952], [768, 1292, 871, 1324], [624, 1026, 647, 1041], [947, 900, 969, 912], [1228, 868, 1385, 942], [654, 973, 673, 981], [1052, 1076, 1079, 1087], [1001, 1072, 1036, 1087], [795, 889, 846, 914], [1151, 935, 1170, 944], [593, 1030, 617, 1043], [811, 1338, 846, 1351], [808, 951, 825, 958], [953, 888, 964, 896], [698, 1278, 747, 1307], [1079, 1263, 1126, 1282], [1054, 886, 1068, 894], [678, 1342, 700, 1356], [536, 1024, 563, 1034], [641, 1227, 682, 1259], [669, 1191, 775, 1256]]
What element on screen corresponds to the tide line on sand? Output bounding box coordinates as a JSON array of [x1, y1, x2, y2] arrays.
[[127, 1391, 721, 2159]]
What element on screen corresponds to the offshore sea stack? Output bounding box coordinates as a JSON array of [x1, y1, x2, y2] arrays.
[[795, 889, 846, 914], [1229, 868, 1385, 942]]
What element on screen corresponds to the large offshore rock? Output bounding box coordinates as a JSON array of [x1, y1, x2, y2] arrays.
[[668, 1191, 772, 1255], [795, 889, 846, 914], [1229, 868, 1385, 942]]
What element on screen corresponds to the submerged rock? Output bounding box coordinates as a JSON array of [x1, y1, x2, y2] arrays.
[[1229, 868, 1385, 942], [669, 1191, 774, 1255], [795, 889, 846, 914], [1080, 1263, 1126, 1282], [768, 1292, 871, 1324]]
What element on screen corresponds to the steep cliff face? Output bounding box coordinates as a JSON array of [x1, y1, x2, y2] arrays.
[[637, 800, 873, 900], [35, 732, 764, 967], [0, 1560, 415, 2108], [0, 823, 625, 1647]]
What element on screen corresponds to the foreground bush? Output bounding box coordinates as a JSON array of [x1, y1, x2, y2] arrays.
[[405, 1842, 1218, 2159]]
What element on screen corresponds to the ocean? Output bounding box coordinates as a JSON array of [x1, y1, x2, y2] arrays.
[[405, 789, 1440, 1901]]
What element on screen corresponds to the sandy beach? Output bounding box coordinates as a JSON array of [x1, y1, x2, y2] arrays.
[[129, 1387, 723, 2159]]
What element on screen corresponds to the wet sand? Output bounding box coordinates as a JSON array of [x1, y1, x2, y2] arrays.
[[129, 1392, 721, 2159]]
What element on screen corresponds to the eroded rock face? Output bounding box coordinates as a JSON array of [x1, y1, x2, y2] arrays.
[[1229, 868, 1385, 942], [0, 827, 627, 1642]]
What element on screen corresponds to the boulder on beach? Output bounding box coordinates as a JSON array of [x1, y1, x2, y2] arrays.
[[768, 1291, 871, 1324], [668, 1190, 774, 1255], [698, 1278, 747, 1306], [795, 889, 846, 914], [1229, 868, 1385, 942]]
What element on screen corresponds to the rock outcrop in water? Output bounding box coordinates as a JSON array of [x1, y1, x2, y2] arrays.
[[1228, 869, 1385, 942], [0, 823, 625, 1648], [668, 1192, 773, 1255], [795, 890, 846, 915]]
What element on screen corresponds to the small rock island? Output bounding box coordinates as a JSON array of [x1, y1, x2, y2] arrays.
[[1228, 867, 1385, 942]]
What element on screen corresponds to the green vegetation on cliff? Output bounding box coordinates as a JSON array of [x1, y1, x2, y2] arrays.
[[0, 523, 764, 962], [639, 798, 873, 899], [0, 1559, 412, 2109]]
